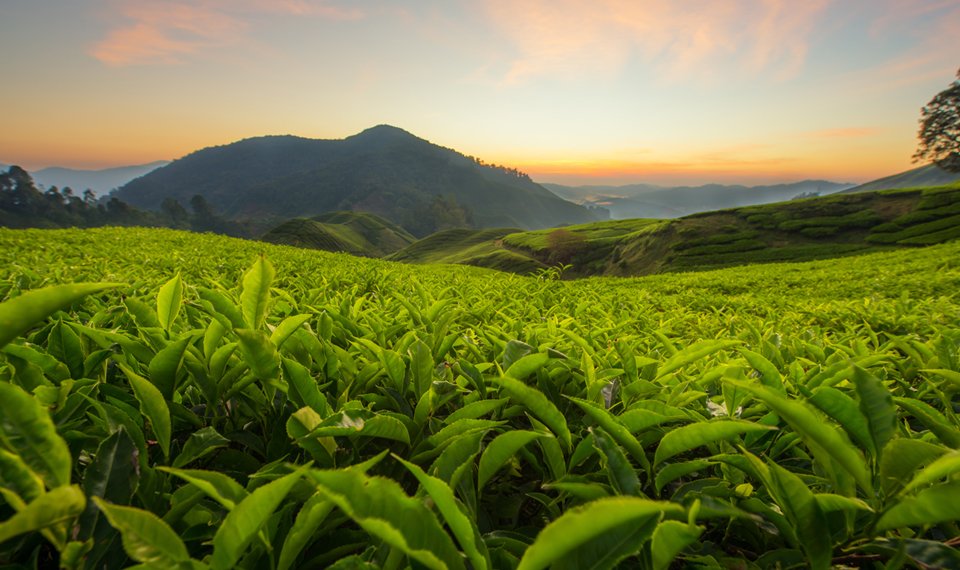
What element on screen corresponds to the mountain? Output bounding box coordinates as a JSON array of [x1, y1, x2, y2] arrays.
[[392, 182, 960, 277], [31, 161, 169, 196], [261, 211, 415, 256], [112, 126, 604, 236], [841, 164, 960, 193], [542, 180, 854, 219]]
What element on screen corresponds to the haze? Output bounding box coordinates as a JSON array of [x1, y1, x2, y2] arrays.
[[1, 0, 958, 186]]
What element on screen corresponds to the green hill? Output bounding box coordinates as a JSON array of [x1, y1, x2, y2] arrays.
[[260, 211, 415, 256], [111, 125, 603, 236], [394, 182, 960, 277], [388, 227, 546, 273]]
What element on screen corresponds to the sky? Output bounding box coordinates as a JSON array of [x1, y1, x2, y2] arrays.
[[1, 0, 958, 186]]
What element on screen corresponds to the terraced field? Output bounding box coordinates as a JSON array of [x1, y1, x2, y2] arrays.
[[0, 227, 959, 569]]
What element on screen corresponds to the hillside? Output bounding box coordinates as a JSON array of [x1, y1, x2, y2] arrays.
[[841, 163, 960, 193], [398, 182, 960, 277], [261, 211, 415, 256], [111, 126, 603, 236], [387, 227, 546, 273], [543, 179, 853, 219]]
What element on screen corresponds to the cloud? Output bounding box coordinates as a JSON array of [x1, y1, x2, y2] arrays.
[[90, 0, 363, 65], [482, 0, 831, 83]]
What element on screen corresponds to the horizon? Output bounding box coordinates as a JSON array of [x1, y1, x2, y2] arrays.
[[1, 1, 958, 186]]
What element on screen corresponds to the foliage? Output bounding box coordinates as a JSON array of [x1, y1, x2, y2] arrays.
[[915, 68, 960, 172], [0, 166, 248, 237], [0, 226, 959, 568]]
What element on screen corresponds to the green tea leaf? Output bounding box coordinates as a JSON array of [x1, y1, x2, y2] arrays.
[[92, 497, 189, 565], [77, 427, 140, 564], [766, 461, 832, 570], [445, 398, 509, 424], [651, 520, 703, 570], [505, 352, 550, 381], [569, 397, 650, 473], [282, 357, 330, 416], [494, 376, 571, 452], [158, 467, 248, 510], [0, 381, 72, 489], [657, 340, 740, 379], [396, 456, 491, 570], [876, 481, 960, 530], [895, 397, 960, 449], [654, 420, 774, 465], [210, 465, 307, 570], [900, 450, 960, 495], [0, 485, 85, 547], [156, 273, 183, 331], [516, 497, 683, 570], [240, 255, 274, 329], [809, 387, 875, 457], [148, 336, 192, 400], [198, 287, 245, 329], [0, 282, 120, 350], [478, 430, 545, 492], [235, 328, 280, 381], [731, 381, 872, 493], [270, 314, 312, 348], [308, 469, 466, 570], [851, 367, 896, 458], [592, 427, 643, 496], [118, 363, 171, 460], [172, 426, 230, 468], [278, 491, 334, 570], [0, 449, 43, 503], [880, 439, 948, 495]]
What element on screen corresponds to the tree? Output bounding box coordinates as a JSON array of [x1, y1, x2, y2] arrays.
[[915, 67, 960, 172]]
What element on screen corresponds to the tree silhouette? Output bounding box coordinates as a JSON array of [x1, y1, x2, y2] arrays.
[[915, 68, 960, 172]]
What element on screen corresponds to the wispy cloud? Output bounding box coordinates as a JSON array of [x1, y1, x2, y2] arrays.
[[90, 0, 363, 66], [482, 0, 831, 84]]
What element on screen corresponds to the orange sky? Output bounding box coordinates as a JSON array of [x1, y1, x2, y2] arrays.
[[1, 1, 958, 186]]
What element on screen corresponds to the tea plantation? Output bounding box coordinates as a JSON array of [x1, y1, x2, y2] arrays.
[[0, 227, 959, 569]]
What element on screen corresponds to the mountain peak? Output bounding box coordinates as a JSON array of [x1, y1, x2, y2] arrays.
[[347, 124, 421, 143]]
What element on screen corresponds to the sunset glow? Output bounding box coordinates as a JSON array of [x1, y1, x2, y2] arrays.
[[2, 0, 958, 185]]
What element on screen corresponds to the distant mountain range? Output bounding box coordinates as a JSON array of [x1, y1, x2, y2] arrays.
[[841, 163, 960, 193], [544, 180, 855, 219], [1, 161, 169, 197], [110, 126, 604, 236]]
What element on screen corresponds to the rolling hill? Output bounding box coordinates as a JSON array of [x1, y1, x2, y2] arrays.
[[840, 163, 960, 193], [260, 211, 415, 257], [391, 182, 960, 277], [387, 227, 546, 273], [111, 126, 603, 236], [543, 180, 853, 219]]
